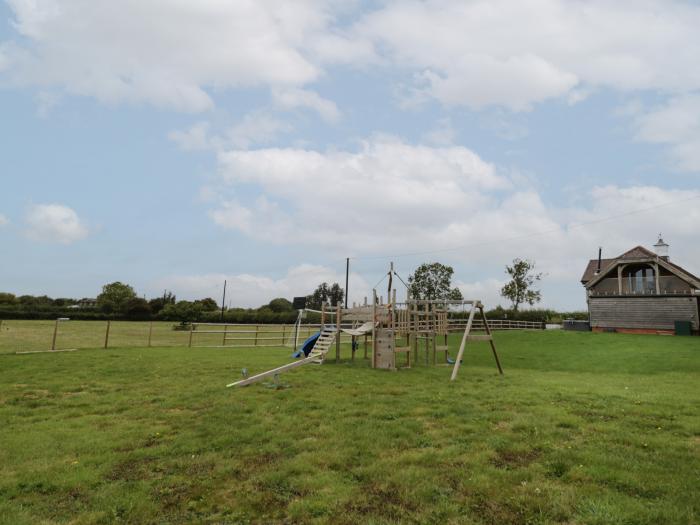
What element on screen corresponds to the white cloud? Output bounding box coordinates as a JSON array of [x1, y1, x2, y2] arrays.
[[422, 117, 455, 146], [1, 0, 366, 112], [24, 203, 88, 244], [212, 136, 513, 253], [634, 95, 700, 172], [168, 122, 215, 152], [0, 213, 9, 226], [356, 0, 700, 110], [3, 0, 700, 119], [456, 278, 507, 309], [153, 264, 370, 308], [169, 113, 294, 152], [272, 87, 341, 122], [227, 112, 294, 149]]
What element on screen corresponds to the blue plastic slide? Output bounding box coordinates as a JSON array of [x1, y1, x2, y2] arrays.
[[293, 332, 320, 358]]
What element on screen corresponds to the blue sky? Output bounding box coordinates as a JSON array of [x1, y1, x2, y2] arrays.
[[1, 0, 699, 309]]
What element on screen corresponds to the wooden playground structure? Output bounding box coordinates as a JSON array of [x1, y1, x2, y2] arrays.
[[226, 275, 504, 387]]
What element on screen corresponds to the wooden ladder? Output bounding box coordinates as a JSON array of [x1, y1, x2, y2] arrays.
[[227, 327, 338, 387]]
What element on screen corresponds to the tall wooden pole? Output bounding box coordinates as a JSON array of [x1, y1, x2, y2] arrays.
[[104, 320, 111, 349], [220, 279, 227, 322], [335, 303, 341, 362], [51, 319, 59, 351], [345, 258, 349, 309], [147, 321, 153, 347]]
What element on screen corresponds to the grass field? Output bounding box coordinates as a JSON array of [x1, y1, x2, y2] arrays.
[[1, 330, 698, 524]]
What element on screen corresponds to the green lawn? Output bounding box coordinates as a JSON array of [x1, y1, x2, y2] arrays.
[[0, 331, 698, 524]]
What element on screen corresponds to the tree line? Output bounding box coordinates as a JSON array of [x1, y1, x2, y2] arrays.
[[0, 259, 578, 323]]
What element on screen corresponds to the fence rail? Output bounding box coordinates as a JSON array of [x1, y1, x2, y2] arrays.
[[0, 318, 544, 354]]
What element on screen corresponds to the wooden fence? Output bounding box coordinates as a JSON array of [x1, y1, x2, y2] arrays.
[[0, 318, 544, 354]]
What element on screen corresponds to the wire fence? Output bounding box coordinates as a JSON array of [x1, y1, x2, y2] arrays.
[[0, 318, 545, 355]]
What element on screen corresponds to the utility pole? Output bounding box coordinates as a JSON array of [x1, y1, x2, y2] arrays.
[[220, 279, 227, 322], [345, 258, 349, 309]]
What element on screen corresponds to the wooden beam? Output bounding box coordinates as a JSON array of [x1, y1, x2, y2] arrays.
[[450, 305, 476, 381], [227, 355, 319, 387], [480, 305, 504, 375]]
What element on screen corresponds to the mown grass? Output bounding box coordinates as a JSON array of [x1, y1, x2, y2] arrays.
[[0, 330, 698, 524]]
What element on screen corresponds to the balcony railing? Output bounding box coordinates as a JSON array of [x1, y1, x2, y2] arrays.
[[588, 276, 693, 296]]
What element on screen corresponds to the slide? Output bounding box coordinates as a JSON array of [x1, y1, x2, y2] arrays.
[[293, 332, 320, 358]]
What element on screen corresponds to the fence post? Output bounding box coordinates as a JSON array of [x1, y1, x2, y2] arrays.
[[281, 324, 286, 346], [147, 321, 153, 347], [222, 324, 228, 346], [104, 320, 111, 349], [51, 319, 59, 351], [254, 325, 259, 347], [188, 323, 194, 348]]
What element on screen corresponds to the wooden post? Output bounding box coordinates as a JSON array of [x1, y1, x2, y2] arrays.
[[147, 321, 153, 347], [104, 320, 111, 349], [364, 334, 368, 359], [335, 304, 341, 363], [253, 325, 258, 346], [654, 262, 660, 294], [321, 303, 326, 327], [480, 305, 504, 375], [222, 324, 228, 346], [372, 289, 377, 368], [281, 324, 286, 346], [618, 265, 624, 294], [450, 305, 476, 381], [51, 319, 59, 351], [188, 323, 194, 348]]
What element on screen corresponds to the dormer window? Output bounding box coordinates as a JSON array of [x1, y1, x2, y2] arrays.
[[623, 264, 656, 294]]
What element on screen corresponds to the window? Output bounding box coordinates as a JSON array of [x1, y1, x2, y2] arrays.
[[623, 265, 656, 293]]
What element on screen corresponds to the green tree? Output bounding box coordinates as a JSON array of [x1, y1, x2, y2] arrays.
[[0, 293, 17, 304], [148, 291, 176, 315], [158, 301, 203, 324], [500, 258, 543, 311], [97, 282, 137, 314], [306, 282, 344, 309], [408, 262, 463, 301], [124, 297, 152, 320], [267, 298, 293, 313], [195, 297, 219, 311]]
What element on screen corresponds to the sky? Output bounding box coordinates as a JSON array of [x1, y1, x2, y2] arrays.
[[1, 0, 699, 310]]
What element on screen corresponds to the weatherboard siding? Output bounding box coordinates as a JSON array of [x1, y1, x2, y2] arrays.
[[589, 296, 699, 330]]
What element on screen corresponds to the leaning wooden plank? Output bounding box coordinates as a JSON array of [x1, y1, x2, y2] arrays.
[[226, 355, 319, 388], [450, 305, 477, 381], [480, 305, 504, 375]]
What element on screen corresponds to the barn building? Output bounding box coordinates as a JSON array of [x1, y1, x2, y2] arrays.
[[581, 238, 700, 334]]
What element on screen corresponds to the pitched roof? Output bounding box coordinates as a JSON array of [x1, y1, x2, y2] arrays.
[[580, 258, 615, 284], [581, 245, 700, 288], [618, 245, 656, 260]]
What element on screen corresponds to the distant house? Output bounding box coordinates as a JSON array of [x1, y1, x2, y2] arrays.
[[581, 238, 700, 334], [77, 298, 98, 308]]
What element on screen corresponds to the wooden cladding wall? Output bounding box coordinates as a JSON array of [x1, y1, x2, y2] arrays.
[[589, 296, 699, 330]]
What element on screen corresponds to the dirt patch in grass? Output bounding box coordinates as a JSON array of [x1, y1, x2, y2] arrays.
[[491, 448, 541, 469], [106, 457, 156, 482], [338, 481, 420, 523]]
